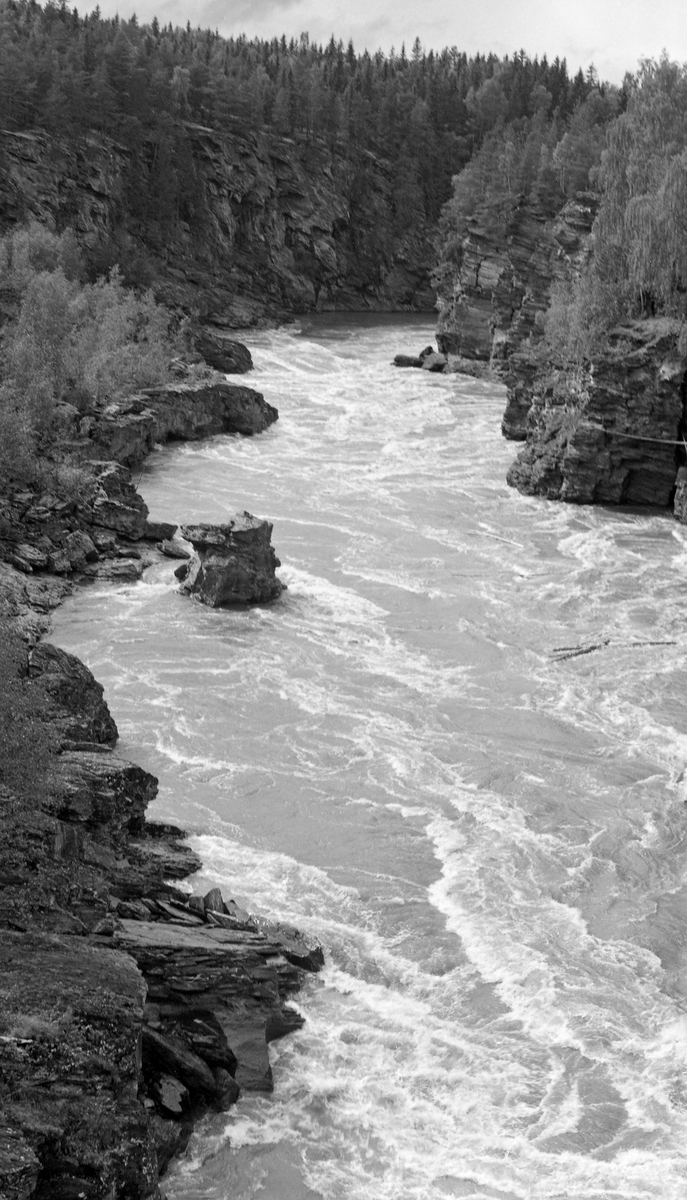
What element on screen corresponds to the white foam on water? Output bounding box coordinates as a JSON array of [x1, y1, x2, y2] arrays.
[[52, 320, 687, 1200]]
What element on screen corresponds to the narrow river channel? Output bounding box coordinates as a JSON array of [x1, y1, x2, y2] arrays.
[[52, 315, 687, 1200]]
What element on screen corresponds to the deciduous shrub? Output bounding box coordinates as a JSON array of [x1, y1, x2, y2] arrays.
[[0, 227, 180, 495]]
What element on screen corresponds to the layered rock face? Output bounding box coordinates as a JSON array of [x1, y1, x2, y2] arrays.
[[507, 321, 687, 509], [437, 197, 596, 419], [0, 125, 436, 323], [179, 513, 285, 606]]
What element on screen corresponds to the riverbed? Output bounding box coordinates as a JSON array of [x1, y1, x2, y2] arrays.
[[52, 315, 687, 1199]]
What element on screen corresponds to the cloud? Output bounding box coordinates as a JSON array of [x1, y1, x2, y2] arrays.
[[89, 0, 687, 82]]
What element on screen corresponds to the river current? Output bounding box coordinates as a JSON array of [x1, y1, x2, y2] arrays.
[[52, 316, 687, 1199]]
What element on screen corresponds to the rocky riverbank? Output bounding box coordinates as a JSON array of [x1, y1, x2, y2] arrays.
[[0, 357, 321, 1198]]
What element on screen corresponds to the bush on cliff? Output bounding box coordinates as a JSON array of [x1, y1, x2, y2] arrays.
[[543, 56, 687, 372], [0, 226, 181, 495]]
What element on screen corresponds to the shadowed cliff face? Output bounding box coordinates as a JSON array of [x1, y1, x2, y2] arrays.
[[0, 125, 436, 324]]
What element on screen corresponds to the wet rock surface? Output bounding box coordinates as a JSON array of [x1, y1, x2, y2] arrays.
[[179, 512, 285, 606], [195, 329, 254, 374], [393, 344, 448, 372]]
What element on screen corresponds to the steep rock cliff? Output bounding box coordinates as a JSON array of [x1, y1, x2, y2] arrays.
[[437, 196, 596, 423], [0, 125, 436, 324], [506, 320, 687, 510]]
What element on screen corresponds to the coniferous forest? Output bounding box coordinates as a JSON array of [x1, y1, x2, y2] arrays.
[[0, 0, 606, 267]]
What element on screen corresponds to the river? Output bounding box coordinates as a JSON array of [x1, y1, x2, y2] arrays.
[[51, 315, 687, 1200]]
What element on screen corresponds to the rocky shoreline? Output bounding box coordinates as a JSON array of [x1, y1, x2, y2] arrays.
[[0, 354, 323, 1198]]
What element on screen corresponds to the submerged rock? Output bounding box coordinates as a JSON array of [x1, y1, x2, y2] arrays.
[[179, 512, 285, 607]]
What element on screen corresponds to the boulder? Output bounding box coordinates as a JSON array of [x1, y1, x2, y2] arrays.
[[143, 520, 178, 542], [421, 351, 447, 373], [64, 528, 99, 568], [159, 539, 191, 560], [86, 558, 144, 581], [179, 512, 285, 607], [145, 381, 278, 442], [195, 330, 253, 374], [142, 1027, 217, 1096], [393, 354, 424, 368], [8, 544, 49, 572]]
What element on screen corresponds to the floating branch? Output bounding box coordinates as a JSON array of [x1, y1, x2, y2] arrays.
[[551, 638, 677, 662]]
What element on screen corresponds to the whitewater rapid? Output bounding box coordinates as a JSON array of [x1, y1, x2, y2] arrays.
[[52, 315, 687, 1200]]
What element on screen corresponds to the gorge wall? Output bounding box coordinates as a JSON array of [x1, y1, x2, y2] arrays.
[[0, 123, 436, 326], [436, 195, 596, 383]]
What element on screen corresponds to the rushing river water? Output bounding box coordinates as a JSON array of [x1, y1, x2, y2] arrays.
[[52, 315, 687, 1200]]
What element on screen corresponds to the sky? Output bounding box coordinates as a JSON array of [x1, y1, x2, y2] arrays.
[[87, 0, 687, 84]]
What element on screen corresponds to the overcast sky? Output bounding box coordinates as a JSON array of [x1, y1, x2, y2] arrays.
[[89, 0, 687, 84]]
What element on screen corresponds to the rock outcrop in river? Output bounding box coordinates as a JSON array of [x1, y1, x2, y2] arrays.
[[506, 320, 687, 510], [179, 513, 285, 607]]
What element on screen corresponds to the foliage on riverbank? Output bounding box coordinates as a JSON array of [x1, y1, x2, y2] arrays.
[[0, 224, 183, 496]]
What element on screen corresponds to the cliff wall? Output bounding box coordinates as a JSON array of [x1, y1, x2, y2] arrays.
[[0, 124, 436, 325], [506, 320, 687, 511], [436, 196, 596, 434]]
